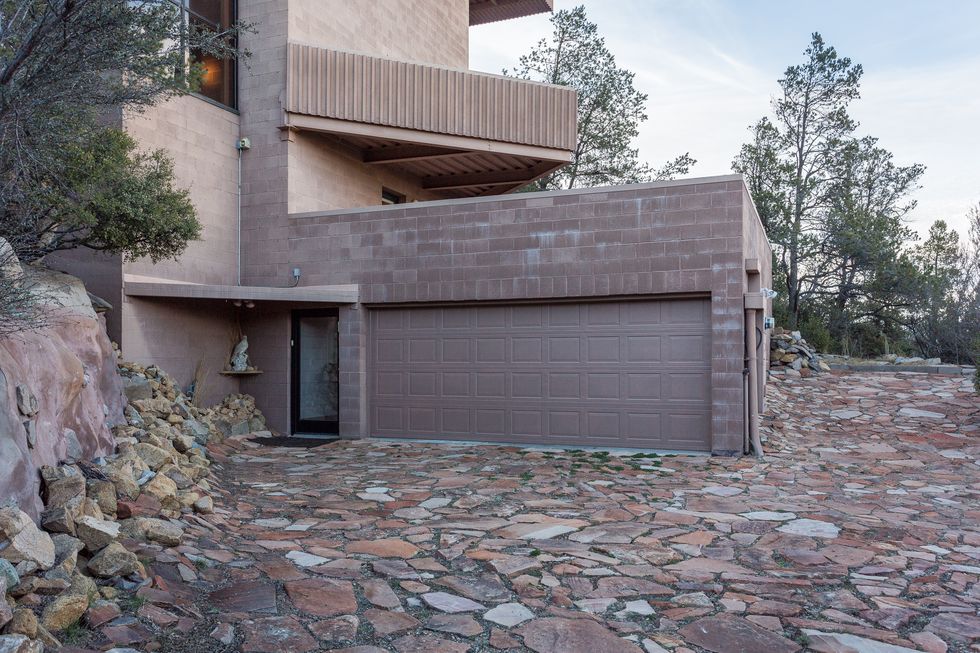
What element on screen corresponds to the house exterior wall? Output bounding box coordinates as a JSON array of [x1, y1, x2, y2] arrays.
[[288, 0, 469, 69], [122, 96, 241, 285], [119, 298, 241, 406], [285, 133, 443, 215], [241, 175, 766, 453]]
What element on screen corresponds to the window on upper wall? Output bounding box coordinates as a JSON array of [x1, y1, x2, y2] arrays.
[[381, 188, 406, 205], [178, 0, 238, 109]]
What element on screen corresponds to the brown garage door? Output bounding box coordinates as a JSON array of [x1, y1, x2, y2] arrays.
[[368, 298, 712, 451]]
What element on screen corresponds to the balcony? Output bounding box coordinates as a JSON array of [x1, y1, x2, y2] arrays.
[[283, 43, 577, 198]]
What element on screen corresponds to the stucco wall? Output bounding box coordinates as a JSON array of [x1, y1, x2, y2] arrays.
[[119, 297, 241, 406], [288, 0, 469, 69], [122, 95, 241, 285], [286, 132, 443, 215]]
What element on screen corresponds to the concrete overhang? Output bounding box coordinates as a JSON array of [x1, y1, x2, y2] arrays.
[[123, 277, 359, 304], [284, 43, 576, 198]]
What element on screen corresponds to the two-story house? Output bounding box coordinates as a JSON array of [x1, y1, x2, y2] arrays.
[[56, 0, 772, 455]]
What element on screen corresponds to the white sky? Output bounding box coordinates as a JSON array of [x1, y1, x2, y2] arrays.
[[469, 0, 980, 240]]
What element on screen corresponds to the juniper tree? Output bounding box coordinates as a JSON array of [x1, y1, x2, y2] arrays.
[[0, 0, 243, 332]]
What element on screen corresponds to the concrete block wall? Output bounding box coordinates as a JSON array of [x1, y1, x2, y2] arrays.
[[288, 0, 469, 69], [274, 175, 764, 453], [122, 95, 241, 286]]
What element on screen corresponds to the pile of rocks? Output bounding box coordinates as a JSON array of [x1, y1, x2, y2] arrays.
[[206, 394, 267, 438], [769, 328, 830, 377], [119, 360, 267, 441], [0, 362, 265, 651]]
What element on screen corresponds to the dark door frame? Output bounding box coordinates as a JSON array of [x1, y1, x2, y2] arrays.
[[290, 308, 340, 435]]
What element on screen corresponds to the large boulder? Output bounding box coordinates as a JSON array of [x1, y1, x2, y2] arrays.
[[0, 265, 125, 520]]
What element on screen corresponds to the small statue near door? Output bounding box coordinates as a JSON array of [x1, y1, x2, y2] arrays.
[[230, 335, 250, 372]]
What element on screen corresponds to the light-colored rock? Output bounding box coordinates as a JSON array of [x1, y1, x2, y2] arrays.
[[193, 495, 214, 514], [898, 407, 945, 419], [142, 472, 178, 502], [74, 515, 119, 553], [483, 602, 534, 627], [0, 507, 55, 569], [422, 592, 486, 613], [741, 511, 797, 521], [41, 592, 89, 631], [87, 541, 140, 578], [140, 518, 183, 547], [777, 518, 840, 539], [0, 634, 43, 653], [802, 629, 920, 652], [285, 550, 328, 567]]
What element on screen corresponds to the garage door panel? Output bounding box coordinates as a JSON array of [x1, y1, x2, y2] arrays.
[[548, 337, 581, 362], [408, 407, 437, 431], [442, 372, 470, 396], [441, 408, 470, 434], [587, 303, 621, 325], [475, 373, 506, 398], [409, 339, 437, 362], [512, 337, 543, 362], [667, 334, 707, 362], [548, 411, 581, 436], [627, 336, 662, 362], [442, 339, 471, 362], [667, 372, 711, 401], [408, 372, 437, 396], [512, 373, 543, 398], [666, 412, 710, 447], [512, 304, 545, 327], [666, 298, 710, 323], [370, 299, 711, 450], [512, 410, 543, 436], [548, 373, 581, 398], [475, 409, 506, 435], [548, 304, 581, 326], [587, 373, 620, 399], [588, 412, 621, 438], [627, 373, 662, 400], [626, 301, 663, 325], [587, 336, 621, 362]]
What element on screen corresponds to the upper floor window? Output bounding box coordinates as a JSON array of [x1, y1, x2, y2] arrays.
[[382, 188, 406, 205], [178, 0, 237, 109]]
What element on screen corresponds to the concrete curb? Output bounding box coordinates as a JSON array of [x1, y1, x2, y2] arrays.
[[827, 363, 976, 376]]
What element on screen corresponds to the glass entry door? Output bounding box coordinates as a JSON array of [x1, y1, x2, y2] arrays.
[[291, 309, 339, 435]]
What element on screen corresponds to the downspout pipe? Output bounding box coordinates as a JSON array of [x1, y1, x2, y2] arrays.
[[745, 307, 763, 458]]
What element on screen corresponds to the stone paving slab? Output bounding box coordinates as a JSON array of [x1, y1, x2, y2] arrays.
[[138, 371, 976, 652]]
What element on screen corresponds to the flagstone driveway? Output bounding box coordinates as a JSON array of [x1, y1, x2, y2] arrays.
[[145, 371, 977, 653]]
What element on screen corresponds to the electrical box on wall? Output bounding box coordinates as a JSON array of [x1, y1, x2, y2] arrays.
[[764, 317, 776, 330]]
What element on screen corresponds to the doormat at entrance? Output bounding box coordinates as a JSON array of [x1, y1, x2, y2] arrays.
[[248, 436, 338, 448]]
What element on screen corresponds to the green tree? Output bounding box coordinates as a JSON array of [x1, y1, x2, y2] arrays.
[[819, 137, 924, 346], [907, 219, 979, 363], [733, 33, 864, 328], [508, 5, 694, 190], [0, 0, 243, 263]]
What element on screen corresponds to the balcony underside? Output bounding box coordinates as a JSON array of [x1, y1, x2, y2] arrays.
[[469, 0, 553, 25], [283, 115, 570, 197], [284, 44, 576, 198]]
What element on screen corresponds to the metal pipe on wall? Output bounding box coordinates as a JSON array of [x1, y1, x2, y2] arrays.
[[745, 308, 763, 458]]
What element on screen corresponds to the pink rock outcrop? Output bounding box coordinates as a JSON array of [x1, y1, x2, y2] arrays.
[[0, 266, 125, 520]]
